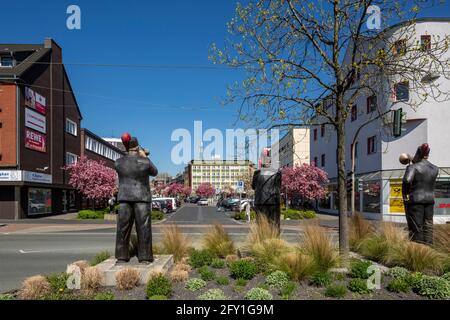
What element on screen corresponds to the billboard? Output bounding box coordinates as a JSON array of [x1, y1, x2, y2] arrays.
[[25, 108, 46, 133], [24, 87, 46, 114], [25, 129, 46, 152]]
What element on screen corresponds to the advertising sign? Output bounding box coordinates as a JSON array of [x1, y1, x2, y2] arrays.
[[25, 108, 46, 133], [389, 180, 405, 214], [25, 129, 46, 152], [24, 87, 46, 114], [434, 198, 450, 215]]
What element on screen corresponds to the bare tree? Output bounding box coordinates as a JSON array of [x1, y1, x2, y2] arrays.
[[211, 0, 450, 260]]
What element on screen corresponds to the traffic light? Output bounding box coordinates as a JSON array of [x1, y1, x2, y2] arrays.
[[392, 108, 403, 137], [346, 174, 353, 194]]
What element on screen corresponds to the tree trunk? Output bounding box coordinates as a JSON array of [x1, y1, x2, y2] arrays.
[[336, 118, 349, 263]]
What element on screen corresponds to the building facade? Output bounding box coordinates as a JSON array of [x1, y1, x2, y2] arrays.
[[0, 39, 82, 219], [310, 19, 450, 223], [184, 160, 254, 192], [81, 129, 124, 168], [272, 128, 310, 168]]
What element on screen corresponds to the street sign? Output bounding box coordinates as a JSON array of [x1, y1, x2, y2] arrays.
[[236, 181, 244, 188]]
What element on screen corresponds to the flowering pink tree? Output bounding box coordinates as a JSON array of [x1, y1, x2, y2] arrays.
[[195, 182, 215, 198], [181, 186, 192, 197], [65, 156, 117, 207], [281, 164, 328, 205], [154, 183, 167, 196], [164, 183, 184, 197]]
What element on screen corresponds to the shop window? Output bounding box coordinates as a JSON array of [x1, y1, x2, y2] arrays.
[[28, 188, 52, 215], [434, 180, 450, 215], [362, 181, 381, 213]]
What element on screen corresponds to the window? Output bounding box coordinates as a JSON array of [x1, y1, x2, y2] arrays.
[[313, 157, 318, 166], [321, 124, 325, 137], [394, 82, 409, 101], [367, 95, 377, 113], [420, 35, 431, 52], [394, 39, 406, 56], [351, 142, 358, 159], [321, 154, 325, 167], [66, 152, 78, 165], [367, 136, 376, 155], [313, 128, 317, 141], [65, 118, 77, 136], [0, 56, 13, 67], [351, 105, 357, 121]]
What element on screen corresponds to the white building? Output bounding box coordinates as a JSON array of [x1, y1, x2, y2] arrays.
[[310, 18, 450, 223], [272, 128, 310, 168]]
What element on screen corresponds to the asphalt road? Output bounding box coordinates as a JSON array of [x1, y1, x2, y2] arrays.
[[0, 204, 335, 293]]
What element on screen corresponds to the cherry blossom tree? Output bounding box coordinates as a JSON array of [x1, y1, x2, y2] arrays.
[[195, 182, 215, 198], [154, 183, 167, 197], [164, 183, 185, 197], [181, 186, 192, 197], [65, 156, 117, 207], [281, 164, 328, 206]]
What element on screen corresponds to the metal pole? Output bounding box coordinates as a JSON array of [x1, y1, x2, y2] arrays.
[[351, 142, 356, 216]]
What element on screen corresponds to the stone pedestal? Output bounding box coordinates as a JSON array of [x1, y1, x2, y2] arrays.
[[69, 255, 174, 287]]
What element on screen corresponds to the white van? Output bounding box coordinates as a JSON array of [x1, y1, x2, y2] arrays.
[[153, 197, 177, 211]]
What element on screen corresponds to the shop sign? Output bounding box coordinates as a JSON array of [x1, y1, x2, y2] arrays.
[[25, 108, 46, 133], [389, 180, 405, 214], [0, 170, 22, 181], [23, 171, 52, 184], [25, 129, 46, 152]]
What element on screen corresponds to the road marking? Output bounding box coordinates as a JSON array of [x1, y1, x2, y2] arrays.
[[18, 247, 111, 254]]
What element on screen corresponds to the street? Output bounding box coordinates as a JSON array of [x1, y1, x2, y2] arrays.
[[0, 204, 337, 293]]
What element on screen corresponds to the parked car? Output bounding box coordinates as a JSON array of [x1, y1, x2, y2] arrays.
[[197, 198, 209, 206], [151, 201, 161, 211], [221, 198, 239, 211], [153, 197, 177, 211], [153, 199, 172, 214], [188, 196, 201, 203]]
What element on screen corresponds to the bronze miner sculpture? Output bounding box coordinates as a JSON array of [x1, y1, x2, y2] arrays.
[[115, 132, 158, 263], [401, 143, 438, 245]]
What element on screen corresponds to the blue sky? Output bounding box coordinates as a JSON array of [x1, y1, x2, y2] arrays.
[[2, 1, 450, 176]]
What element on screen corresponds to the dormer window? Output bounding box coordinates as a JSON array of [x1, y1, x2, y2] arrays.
[[0, 56, 14, 67]]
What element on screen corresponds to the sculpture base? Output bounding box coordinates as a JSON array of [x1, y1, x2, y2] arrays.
[[92, 255, 173, 286]]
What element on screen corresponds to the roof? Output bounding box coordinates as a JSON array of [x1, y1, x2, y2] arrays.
[[0, 43, 50, 78]]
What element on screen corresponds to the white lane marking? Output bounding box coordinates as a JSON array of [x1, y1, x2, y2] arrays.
[[18, 247, 111, 254]]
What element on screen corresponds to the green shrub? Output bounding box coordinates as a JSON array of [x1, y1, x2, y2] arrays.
[[407, 272, 424, 290], [185, 278, 206, 291], [46, 273, 70, 294], [441, 272, 450, 282], [282, 209, 316, 220], [324, 283, 347, 298], [233, 211, 256, 220], [148, 295, 168, 300], [146, 274, 172, 298], [388, 266, 410, 280], [235, 278, 248, 287], [77, 210, 104, 219], [93, 292, 115, 300], [350, 260, 374, 279], [198, 266, 216, 281], [189, 249, 214, 268], [0, 294, 14, 300], [310, 271, 332, 287], [211, 258, 226, 269], [90, 250, 111, 266], [387, 278, 410, 293], [265, 270, 289, 290], [216, 276, 230, 286], [280, 281, 297, 300], [348, 278, 373, 294], [257, 283, 270, 290], [245, 287, 273, 300], [151, 211, 164, 221], [229, 259, 258, 280], [198, 288, 228, 300], [416, 275, 450, 299]]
